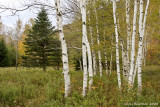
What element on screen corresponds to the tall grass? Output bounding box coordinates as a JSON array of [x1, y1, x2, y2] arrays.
[[0, 66, 159, 106]]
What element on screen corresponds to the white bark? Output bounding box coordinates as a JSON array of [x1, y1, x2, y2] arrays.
[[123, 53, 128, 80], [79, 59, 82, 70], [132, 58, 138, 85], [143, 35, 147, 67], [110, 35, 113, 75], [103, 29, 108, 76], [137, 0, 144, 93], [81, 0, 93, 96], [142, 44, 145, 66], [142, 0, 150, 37], [93, 52, 97, 75], [120, 39, 128, 80], [120, 39, 124, 76], [94, 0, 102, 77], [128, 0, 138, 88], [137, 0, 150, 93], [142, 0, 150, 67], [112, 0, 121, 90], [80, 0, 88, 97], [85, 31, 93, 91], [125, 0, 131, 78], [82, 34, 88, 97], [88, 10, 97, 75], [55, 0, 71, 97], [105, 51, 108, 76]]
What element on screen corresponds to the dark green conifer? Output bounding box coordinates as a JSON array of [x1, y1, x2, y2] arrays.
[[0, 38, 9, 67], [24, 8, 61, 71]]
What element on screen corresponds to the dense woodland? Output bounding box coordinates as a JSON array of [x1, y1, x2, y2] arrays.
[[0, 0, 160, 106]]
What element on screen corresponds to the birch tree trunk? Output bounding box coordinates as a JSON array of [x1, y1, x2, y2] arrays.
[[82, 34, 88, 97], [92, 50, 97, 75], [120, 39, 128, 80], [103, 28, 108, 76], [85, 1, 93, 92], [81, 0, 93, 96], [132, 59, 138, 85], [128, 0, 138, 88], [137, 0, 150, 93], [110, 35, 113, 75], [104, 50, 108, 76], [15, 19, 22, 71], [142, 1, 150, 67], [143, 35, 148, 67], [85, 31, 93, 91], [55, 0, 71, 97], [112, 0, 121, 90], [80, 0, 88, 97], [124, 53, 128, 80], [94, 0, 102, 77], [137, 0, 144, 93], [120, 39, 124, 76], [16, 38, 18, 71], [88, 11, 97, 75], [79, 59, 82, 71], [125, 0, 131, 79]]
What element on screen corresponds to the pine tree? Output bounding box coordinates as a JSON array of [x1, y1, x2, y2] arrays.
[[0, 38, 9, 67], [24, 8, 61, 71], [7, 42, 16, 66]]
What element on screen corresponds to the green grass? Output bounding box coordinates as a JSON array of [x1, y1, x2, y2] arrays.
[[0, 66, 159, 106]]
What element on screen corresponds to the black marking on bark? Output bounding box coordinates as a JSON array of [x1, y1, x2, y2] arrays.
[[59, 30, 62, 32], [139, 37, 142, 41], [63, 53, 66, 56]]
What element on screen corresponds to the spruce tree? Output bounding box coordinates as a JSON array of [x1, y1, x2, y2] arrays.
[[7, 42, 16, 66], [0, 38, 9, 67], [24, 8, 61, 71]]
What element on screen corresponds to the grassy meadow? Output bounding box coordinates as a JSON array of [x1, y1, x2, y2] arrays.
[[0, 66, 159, 106]]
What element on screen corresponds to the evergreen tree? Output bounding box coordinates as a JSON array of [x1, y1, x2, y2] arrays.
[[24, 8, 61, 71], [7, 42, 16, 66], [0, 38, 9, 67]]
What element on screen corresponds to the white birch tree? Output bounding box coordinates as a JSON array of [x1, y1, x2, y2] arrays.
[[80, 0, 93, 96], [137, 0, 143, 90], [136, 0, 150, 93], [110, 35, 113, 75], [15, 19, 22, 71], [125, 0, 131, 80], [94, 0, 103, 77], [85, 4, 93, 91], [79, 0, 88, 97], [133, 0, 150, 87], [103, 28, 108, 76], [128, 0, 138, 88], [55, 0, 71, 97], [88, 9, 97, 75], [112, 0, 121, 90]]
